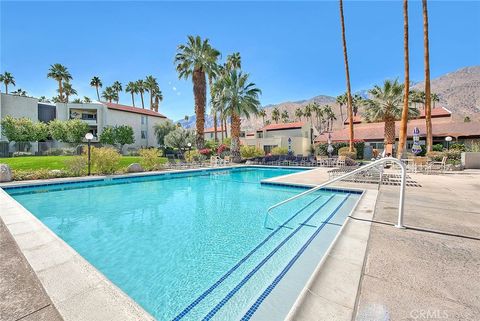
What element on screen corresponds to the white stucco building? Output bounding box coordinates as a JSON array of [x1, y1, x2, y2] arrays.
[[0, 94, 168, 155]]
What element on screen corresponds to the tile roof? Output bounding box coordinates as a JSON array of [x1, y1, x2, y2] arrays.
[[343, 107, 451, 125], [103, 102, 167, 118], [261, 121, 305, 131], [204, 126, 227, 133], [315, 118, 480, 143]]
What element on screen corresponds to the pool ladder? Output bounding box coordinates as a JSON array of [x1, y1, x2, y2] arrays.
[[265, 157, 407, 229]]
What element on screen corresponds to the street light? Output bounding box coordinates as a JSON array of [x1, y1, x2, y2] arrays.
[[445, 136, 452, 151], [85, 132, 94, 175]]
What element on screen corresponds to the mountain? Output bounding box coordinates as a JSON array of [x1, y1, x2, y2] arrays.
[[177, 65, 480, 129]]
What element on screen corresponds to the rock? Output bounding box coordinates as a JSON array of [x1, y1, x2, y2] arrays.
[[127, 163, 144, 173], [0, 164, 12, 182]]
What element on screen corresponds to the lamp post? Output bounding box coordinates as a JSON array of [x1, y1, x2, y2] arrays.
[[445, 136, 452, 151], [85, 132, 94, 175]]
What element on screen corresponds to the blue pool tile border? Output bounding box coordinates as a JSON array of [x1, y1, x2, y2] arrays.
[[201, 194, 346, 321], [261, 181, 363, 195], [240, 194, 352, 321]]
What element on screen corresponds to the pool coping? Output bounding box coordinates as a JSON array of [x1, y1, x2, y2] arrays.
[[0, 165, 374, 321]]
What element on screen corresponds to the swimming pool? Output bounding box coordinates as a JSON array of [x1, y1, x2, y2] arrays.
[[5, 167, 361, 321]]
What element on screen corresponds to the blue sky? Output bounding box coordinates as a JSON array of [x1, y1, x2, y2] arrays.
[[1, 1, 479, 120]]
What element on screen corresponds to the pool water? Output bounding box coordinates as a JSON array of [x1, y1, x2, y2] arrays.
[[6, 167, 360, 321]]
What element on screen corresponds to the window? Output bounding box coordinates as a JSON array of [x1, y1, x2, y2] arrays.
[[141, 116, 146, 125], [240, 132, 246, 138], [257, 132, 263, 138], [81, 113, 96, 120], [141, 130, 147, 139]]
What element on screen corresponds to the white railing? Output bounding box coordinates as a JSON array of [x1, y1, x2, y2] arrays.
[[265, 157, 407, 229]]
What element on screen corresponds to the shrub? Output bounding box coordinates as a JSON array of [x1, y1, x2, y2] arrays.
[[199, 148, 213, 157], [271, 146, 289, 155], [64, 156, 87, 176], [139, 148, 162, 170], [204, 140, 219, 151], [184, 150, 208, 162], [12, 169, 68, 181], [432, 144, 444, 152], [467, 141, 480, 152], [449, 143, 466, 152], [426, 151, 443, 161], [217, 144, 230, 156], [240, 146, 265, 159], [338, 146, 357, 160], [316, 142, 364, 159], [222, 137, 232, 148], [443, 149, 462, 163], [44, 148, 76, 156], [88, 147, 120, 174]]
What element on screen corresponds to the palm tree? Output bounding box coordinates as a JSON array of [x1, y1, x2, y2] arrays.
[[175, 35, 219, 148], [90, 76, 102, 101], [72, 98, 82, 103], [125, 81, 138, 107], [84, 96, 91, 103], [423, 0, 433, 152], [303, 103, 314, 128], [153, 92, 163, 112], [294, 108, 303, 121], [431, 92, 439, 108], [61, 82, 77, 102], [324, 105, 336, 131], [12, 89, 27, 96], [271, 107, 280, 124], [339, 0, 355, 152], [184, 115, 189, 121], [205, 48, 221, 141], [144, 76, 159, 110], [0, 72, 15, 94], [315, 106, 325, 131], [136, 79, 146, 108], [39, 96, 49, 102], [365, 80, 419, 150], [213, 70, 261, 162], [226, 52, 241, 70], [112, 81, 122, 104], [281, 110, 289, 123], [336, 93, 347, 124], [397, 0, 410, 159], [352, 94, 364, 116], [48, 64, 72, 103], [258, 109, 267, 125], [101, 86, 117, 103]]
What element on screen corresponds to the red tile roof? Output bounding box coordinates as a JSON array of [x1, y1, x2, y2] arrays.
[[343, 107, 451, 125], [103, 102, 167, 118], [315, 118, 480, 143], [344, 116, 362, 125], [204, 126, 227, 133], [261, 122, 305, 131]]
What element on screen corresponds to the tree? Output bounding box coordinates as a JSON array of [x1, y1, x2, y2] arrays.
[[281, 110, 289, 123], [212, 70, 261, 162], [12, 89, 27, 97], [303, 103, 314, 128], [164, 127, 195, 153], [114, 125, 135, 152], [84, 96, 92, 103], [61, 82, 77, 103], [47, 64, 72, 103], [101, 86, 118, 103], [324, 105, 336, 131], [175, 35, 219, 149], [153, 92, 163, 112], [39, 96, 50, 103], [339, 0, 355, 152], [206, 49, 221, 141], [364, 80, 419, 150], [294, 108, 303, 121], [352, 94, 364, 116], [431, 92, 439, 108], [0, 116, 48, 143], [271, 107, 280, 124], [145, 76, 160, 110], [154, 121, 177, 148], [0, 72, 15, 94], [397, 0, 410, 158], [423, 0, 433, 152], [336, 93, 347, 124], [125, 81, 138, 107], [258, 109, 267, 125], [136, 79, 146, 108], [112, 81, 122, 104], [99, 126, 116, 145], [48, 119, 89, 145], [90, 76, 102, 101], [314, 104, 324, 130], [72, 98, 82, 103]]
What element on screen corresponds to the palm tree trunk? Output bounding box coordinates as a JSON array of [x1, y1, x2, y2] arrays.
[[208, 76, 218, 142], [397, 0, 410, 159], [193, 69, 206, 149], [5, 84, 8, 94], [96, 86, 100, 101], [131, 93, 135, 107], [339, 0, 355, 152], [116, 91, 120, 104], [424, 0, 433, 152], [150, 93, 153, 110], [231, 112, 241, 162], [384, 118, 396, 147], [224, 118, 228, 138], [140, 93, 145, 109], [339, 103, 344, 127], [220, 112, 224, 141], [58, 80, 64, 103]]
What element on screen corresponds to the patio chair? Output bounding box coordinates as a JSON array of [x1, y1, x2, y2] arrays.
[[210, 156, 220, 167], [336, 156, 346, 167], [413, 157, 429, 173], [426, 156, 448, 174]]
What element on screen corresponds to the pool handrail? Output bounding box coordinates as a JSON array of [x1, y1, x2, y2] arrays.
[[266, 157, 407, 228]]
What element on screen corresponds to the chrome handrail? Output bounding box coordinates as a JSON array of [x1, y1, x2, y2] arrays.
[[266, 157, 407, 228]]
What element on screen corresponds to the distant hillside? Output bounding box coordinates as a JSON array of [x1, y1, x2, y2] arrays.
[[177, 65, 480, 129]]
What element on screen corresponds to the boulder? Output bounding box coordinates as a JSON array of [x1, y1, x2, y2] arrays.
[[127, 163, 144, 173], [0, 164, 12, 182]]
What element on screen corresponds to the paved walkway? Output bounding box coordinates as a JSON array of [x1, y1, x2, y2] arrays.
[[0, 219, 63, 321]]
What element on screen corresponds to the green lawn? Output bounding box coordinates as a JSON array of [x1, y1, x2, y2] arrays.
[[0, 156, 166, 171]]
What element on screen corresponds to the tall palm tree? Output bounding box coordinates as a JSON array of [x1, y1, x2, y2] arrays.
[[12, 88, 27, 96], [47, 64, 72, 103], [423, 0, 433, 152], [90, 76, 102, 101], [271, 107, 280, 124], [226, 52, 241, 70], [315, 106, 325, 131], [206, 49, 221, 141], [431, 92, 439, 108], [84, 96, 91, 103], [258, 109, 267, 125], [339, 0, 355, 152], [281, 110, 289, 123], [144, 76, 159, 110], [324, 105, 336, 131], [125, 81, 138, 107], [213, 70, 261, 162], [397, 0, 410, 159], [101, 86, 118, 103], [175, 35, 219, 148], [0, 72, 15, 94], [303, 103, 314, 128], [112, 81, 122, 104], [136, 79, 146, 108], [61, 82, 77, 103], [336, 93, 347, 124], [352, 94, 364, 116], [294, 108, 303, 121], [153, 92, 163, 112], [365, 80, 419, 150]]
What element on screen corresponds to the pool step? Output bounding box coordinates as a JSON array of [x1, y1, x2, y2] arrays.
[[172, 193, 350, 321]]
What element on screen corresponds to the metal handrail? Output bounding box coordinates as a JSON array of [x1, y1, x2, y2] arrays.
[[266, 157, 407, 228]]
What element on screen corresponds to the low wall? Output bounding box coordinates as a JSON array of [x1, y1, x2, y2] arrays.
[[461, 152, 480, 169]]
